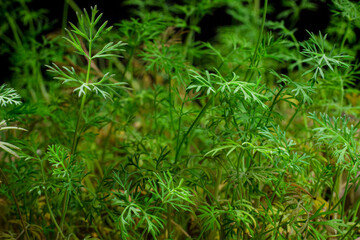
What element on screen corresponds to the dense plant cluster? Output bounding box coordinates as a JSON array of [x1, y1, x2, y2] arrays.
[[1, 0, 360, 239]]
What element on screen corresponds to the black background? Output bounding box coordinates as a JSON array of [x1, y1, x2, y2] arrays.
[[27, 0, 331, 41]]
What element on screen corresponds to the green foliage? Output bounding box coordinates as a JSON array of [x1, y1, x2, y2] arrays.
[[1, 1, 360, 240], [0, 85, 26, 157], [0, 85, 22, 107], [47, 6, 128, 101], [300, 31, 350, 85], [309, 112, 359, 173], [111, 171, 165, 239]]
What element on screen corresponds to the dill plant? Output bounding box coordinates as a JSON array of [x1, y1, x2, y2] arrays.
[[46, 5, 128, 238], [1, 0, 360, 239]]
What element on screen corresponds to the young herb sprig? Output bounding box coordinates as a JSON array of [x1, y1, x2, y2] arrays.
[[46, 6, 128, 237]]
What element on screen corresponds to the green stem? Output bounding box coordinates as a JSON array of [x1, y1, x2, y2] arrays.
[[58, 191, 70, 239], [175, 95, 214, 163], [331, 182, 350, 212], [289, 32, 300, 53], [71, 38, 93, 154], [34, 60, 50, 103], [256, 84, 286, 129], [0, 34, 17, 49], [243, 0, 268, 82], [37, 154, 66, 239], [351, 180, 360, 222], [0, 167, 30, 240], [154, 89, 159, 134], [340, 21, 351, 52], [175, 95, 187, 156], [302, 105, 310, 138], [62, 0, 69, 34], [5, 12, 22, 48], [354, 119, 360, 130], [340, 174, 351, 219], [168, 75, 175, 134], [270, 172, 285, 204], [44, 188, 65, 239], [183, 15, 197, 63], [340, 75, 344, 109], [99, 123, 113, 177], [267, 85, 286, 121], [285, 101, 303, 131], [328, 168, 340, 218], [340, 216, 360, 240], [61, 36, 93, 238], [65, 0, 82, 14], [337, 20, 350, 110], [254, 0, 260, 17], [71, 93, 88, 154], [121, 46, 135, 83], [73, 195, 104, 240]]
